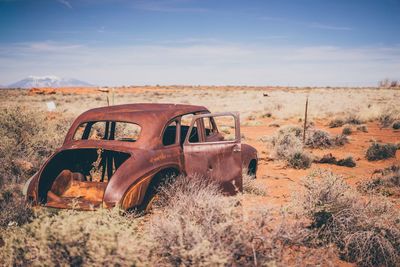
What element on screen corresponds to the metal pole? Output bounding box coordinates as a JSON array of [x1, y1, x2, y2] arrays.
[[303, 97, 308, 145]]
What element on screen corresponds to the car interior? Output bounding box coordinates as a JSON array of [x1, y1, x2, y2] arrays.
[[38, 148, 130, 209]]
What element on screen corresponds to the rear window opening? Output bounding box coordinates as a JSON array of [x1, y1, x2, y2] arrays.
[[38, 148, 130, 209], [74, 121, 141, 142]]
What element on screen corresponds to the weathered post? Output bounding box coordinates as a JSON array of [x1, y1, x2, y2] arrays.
[[303, 97, 308, 145]]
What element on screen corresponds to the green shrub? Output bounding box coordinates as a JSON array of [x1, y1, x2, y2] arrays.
[[345, 115, 363, 125], [356, 125, 368, 133], [329, 118, 345, 128], [342, 126, 352, 135], [336, 156, 356, 168], [392, 121, 400, 130], [314, 154, 356, 168], [287, 151, 313, 169], [366, 143, 398, 161]]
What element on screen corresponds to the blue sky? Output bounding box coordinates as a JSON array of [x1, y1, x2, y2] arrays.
[[0, 0, 399, 86]]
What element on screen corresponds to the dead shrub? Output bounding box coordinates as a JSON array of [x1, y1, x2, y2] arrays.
[[271, 126, 312, 169], [332, 134, 349, 146], [306, 130, 332, 148], [306, 130, 348, 149], [358, 165, 400, 196], [365, 142, 398, 161], [295, 170, 400, 267], [329, 118, 345, 128], [271, 126, 303, 159], [329, 116, 363, 128], [0, 184, 33, 228], [242, 172, 267, 196]]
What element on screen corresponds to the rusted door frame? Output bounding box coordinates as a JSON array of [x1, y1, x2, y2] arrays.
[[183, 112, 242, 194]]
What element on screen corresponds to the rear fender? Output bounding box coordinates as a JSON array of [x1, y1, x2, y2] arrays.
[[102, 151, 181, 208]]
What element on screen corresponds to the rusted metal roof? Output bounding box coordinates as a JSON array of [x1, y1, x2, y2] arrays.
[[64, 103, 209, 148]]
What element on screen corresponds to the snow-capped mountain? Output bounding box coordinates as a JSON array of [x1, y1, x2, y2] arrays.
[[7, 75, 93, 88]]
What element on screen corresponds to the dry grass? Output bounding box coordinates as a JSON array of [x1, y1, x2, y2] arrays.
[[0, 183, 33, 228], [242, 172, 267, 196], [295, 169, 400, 267], [0, 106, 72, 186], [2, 87, 400, 121]]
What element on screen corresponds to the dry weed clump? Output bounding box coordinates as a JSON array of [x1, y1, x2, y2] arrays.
[[271, 126, 312, 169], [365, 142, 399, 161], [242, 172, 267, 196], [358, 165, 400, 196], [295, 169, 400, 267], [329, 115, 363, 128], [305, 129, 348, 149]]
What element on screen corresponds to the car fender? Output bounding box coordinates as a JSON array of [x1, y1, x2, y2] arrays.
[[102, 149, 181, 209]]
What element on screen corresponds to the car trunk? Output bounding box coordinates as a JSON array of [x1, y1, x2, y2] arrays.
[[38, 148, 130, 210]]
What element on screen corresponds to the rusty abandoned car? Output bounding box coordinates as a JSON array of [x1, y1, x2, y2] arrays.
[[23, 103, 258, 211]]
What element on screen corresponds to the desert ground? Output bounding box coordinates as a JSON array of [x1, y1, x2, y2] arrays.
[[0, 86, 399, 266]]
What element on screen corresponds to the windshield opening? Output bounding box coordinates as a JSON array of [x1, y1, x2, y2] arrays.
[[73, 121, 141, 142]]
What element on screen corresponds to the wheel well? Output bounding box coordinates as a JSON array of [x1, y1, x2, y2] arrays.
[[248, 159, 257, 176], [150, 167, 180, 188], [135, 167, 179, 211]]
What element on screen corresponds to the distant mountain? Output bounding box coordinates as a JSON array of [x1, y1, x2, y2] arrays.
[[7, 75, 93, 88]]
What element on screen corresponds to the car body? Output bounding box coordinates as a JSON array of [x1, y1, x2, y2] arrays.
[[24, 103, 258, 211]]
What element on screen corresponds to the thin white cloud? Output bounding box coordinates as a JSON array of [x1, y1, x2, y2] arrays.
[[309, 22, 352, 31], [132, 0, 207, 12], [259, 16, 353, 31], [57, 0, 72, 9]]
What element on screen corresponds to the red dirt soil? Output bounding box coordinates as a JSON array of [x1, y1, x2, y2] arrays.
[[242, 117, 400, 208]]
